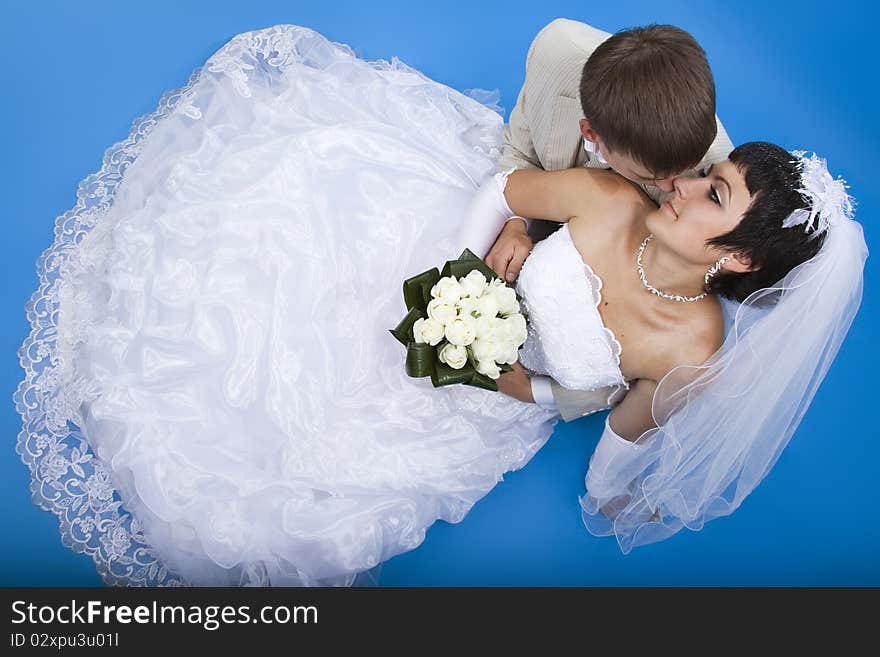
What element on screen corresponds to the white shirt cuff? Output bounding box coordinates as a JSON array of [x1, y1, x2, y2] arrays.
[[530, 375, 557, 410], [505, 216, 532, 231]]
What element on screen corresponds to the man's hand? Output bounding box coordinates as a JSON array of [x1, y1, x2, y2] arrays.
[[495, 361, 534, 403], [485, 219, 533, 284]]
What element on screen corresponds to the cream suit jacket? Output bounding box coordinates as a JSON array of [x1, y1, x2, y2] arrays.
[[499, 18, 734, 421]]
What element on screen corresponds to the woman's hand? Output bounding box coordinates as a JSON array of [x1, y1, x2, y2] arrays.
[[485, 219, 533, 283], [494, 361, 535, 403]]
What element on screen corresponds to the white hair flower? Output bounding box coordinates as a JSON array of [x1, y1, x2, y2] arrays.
[[783, 151, 855, 240]]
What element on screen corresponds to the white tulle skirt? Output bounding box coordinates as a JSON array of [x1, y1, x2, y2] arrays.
[[16, 24, 560, 586]]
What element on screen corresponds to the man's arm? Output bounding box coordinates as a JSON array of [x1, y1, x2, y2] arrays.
[[497, 364, 629, 422], [499, 19, 611, 175], [529, 374, 630, 422], [549, 378, 628, 422], [498, 85, 542, 171], [484, 219, 533, 283]]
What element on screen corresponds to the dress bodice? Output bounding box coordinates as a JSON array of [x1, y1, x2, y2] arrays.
[[515, 222, 631, 397]]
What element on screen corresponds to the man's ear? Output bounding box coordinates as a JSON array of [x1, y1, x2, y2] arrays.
[[579, 118, 598, 143]]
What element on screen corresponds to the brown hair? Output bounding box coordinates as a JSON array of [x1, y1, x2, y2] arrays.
[[579, 24, 717, 178]]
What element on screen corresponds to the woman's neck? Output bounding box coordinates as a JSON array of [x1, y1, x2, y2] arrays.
[[637, 231, 709, 301]]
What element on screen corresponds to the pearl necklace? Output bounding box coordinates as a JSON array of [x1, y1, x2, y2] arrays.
[[636, 234, 729, 303]]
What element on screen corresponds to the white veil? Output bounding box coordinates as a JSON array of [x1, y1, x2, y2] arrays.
[[579, 152, 869, 554]]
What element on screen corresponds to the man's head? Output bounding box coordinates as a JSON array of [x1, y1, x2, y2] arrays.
[[578, 24, 717, 191]]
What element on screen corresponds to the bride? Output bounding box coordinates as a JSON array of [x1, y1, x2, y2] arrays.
[[15, 24, 867, 587]]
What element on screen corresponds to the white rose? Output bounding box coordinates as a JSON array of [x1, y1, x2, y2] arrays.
[[430, 276, 463, 303], [460, 269, 488, 298], [488, 277, 507, 292], [481, 317, 520, 360], [413, 317, 445, 346], [475, 358, 501, 380], [494, 285, 520, 316], [498, 339, 520, 365], [470, 333, 502, 363], [456, 296, 480, 320], [412, 317, 427, 343], [473, 315, 502, 341], [503, 313, 528, 346], [426, 297, 458, 325], [438, 343, 469, 369], [444, 317, 476, 346], [474, 291, 500, 319]]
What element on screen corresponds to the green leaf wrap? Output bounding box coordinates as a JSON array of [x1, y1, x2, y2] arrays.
[[405, 341, 436, 378], [402, 267, 440, 311], [389, 307, 425, 347], [389, 249, 517, 393]]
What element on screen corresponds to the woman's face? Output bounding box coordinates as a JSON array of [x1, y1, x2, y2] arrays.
[[647, 159, 754, 269]]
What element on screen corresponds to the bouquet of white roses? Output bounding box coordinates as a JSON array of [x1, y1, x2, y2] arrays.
[[389, 248, 529, 391]]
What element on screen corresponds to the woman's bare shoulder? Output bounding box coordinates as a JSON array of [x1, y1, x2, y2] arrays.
[[573, 168, 650, 203], [648, 299, 726, 382], [612, 302, 725, 441], [682, 303, 724, 361], [570, 169, 655, 232]]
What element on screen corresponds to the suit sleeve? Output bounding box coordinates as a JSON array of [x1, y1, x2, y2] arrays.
[[498, 89, 541, 171], [695, 114, 735, 170], [549, 378, 628, 422], [706, 114, 735, 164]]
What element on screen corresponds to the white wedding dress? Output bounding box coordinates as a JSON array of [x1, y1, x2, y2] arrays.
[[16, 24, 629, 586]]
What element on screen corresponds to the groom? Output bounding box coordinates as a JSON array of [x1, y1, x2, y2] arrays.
[[492, 19, 734, 420]]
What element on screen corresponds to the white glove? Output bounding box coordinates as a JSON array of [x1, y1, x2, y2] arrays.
[[585, 414, 642, 498], [454, 168, 532, 259]]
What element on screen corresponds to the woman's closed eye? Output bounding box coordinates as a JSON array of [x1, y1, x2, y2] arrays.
[[699, 166, 721, 205]]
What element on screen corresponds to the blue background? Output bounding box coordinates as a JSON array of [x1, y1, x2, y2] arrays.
[[2, 0, 877, 586]]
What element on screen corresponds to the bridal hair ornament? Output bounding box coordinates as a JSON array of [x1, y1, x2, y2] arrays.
[[580, 148, 868, 555], [783, 150, 855, 239]]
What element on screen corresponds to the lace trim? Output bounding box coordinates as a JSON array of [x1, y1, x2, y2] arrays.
[[13, 24, 504, 587], [516, 223, 630, 395], [12, 62, 209, 586], [13, 25, 373, 587], [581, 262, 629, 385], [12, 27, 321, 587], [560, 224, 629, 392]]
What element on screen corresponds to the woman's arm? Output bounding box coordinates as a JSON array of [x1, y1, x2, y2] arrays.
[[503, 166, 653, 229], [502, 168, 593, 223], [585, 378, 657, 520], [454, 166, 618, 261], [453, 171, 531, 260], [607, 378, 658, 442]]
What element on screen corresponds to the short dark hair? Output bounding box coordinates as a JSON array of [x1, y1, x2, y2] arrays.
[[579, 24, 717, 178], [704, 141, 826, 303]]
